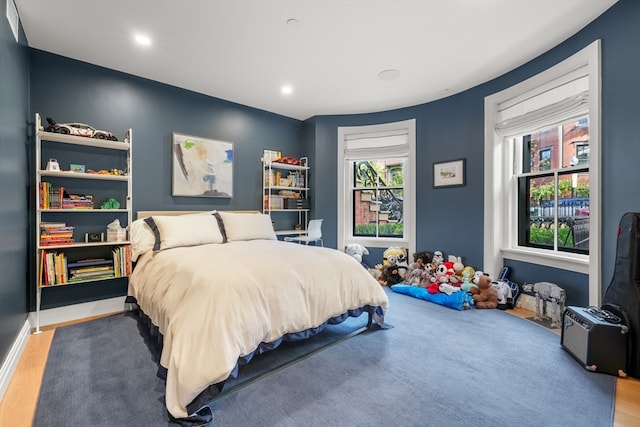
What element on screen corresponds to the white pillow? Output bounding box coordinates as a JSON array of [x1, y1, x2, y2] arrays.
[[128, 218, 156, 262], [218, 212, 277, 241], [145, 213, 224, 251]]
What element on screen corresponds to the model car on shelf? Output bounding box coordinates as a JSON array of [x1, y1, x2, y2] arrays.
[[45, 117, 118, 141], [273, 156, 302, 165]]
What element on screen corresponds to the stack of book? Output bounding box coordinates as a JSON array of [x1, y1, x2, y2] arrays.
[[40, 222, 74, 246], [67, 258, 115, 283], [39, 182, 94, 209], [62, 193, 94, 209]]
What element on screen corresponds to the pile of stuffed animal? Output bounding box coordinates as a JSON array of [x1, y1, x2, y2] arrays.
[[344, 245, 519, 310]]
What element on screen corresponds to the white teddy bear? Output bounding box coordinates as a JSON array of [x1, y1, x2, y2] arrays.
[[345, 243, 369, 264]]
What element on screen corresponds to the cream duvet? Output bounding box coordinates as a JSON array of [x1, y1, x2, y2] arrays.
[[127, 239, 389, 419]]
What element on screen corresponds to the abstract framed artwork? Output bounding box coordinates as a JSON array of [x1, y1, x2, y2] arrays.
[[172, 133, 234, 197], [433, 159, 465, 188]]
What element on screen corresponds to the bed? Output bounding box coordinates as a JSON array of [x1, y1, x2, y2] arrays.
[[126, 210, 389, 423]]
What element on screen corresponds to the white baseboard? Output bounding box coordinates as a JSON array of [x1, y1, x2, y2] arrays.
[[0, 319, 31, 402], [29, 296, 131, 331]]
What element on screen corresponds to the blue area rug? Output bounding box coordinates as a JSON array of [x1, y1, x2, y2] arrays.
[[33, 288, 616, 426]]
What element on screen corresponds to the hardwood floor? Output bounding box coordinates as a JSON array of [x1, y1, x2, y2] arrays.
[[0, 310, 638, 426]]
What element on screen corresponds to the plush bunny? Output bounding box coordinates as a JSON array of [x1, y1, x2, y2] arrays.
[[345, 243, 369, 267]]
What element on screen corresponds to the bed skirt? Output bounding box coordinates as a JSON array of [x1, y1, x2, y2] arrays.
[[125, 296, 387, 425]]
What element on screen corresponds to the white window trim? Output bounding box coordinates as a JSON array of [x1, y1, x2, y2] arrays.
[[337, 119, 416, 255], [484, 40, 601, 306]]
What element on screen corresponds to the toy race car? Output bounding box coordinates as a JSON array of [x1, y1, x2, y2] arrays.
[[273, 156, 301, 165], [45, 117, 118, 141]]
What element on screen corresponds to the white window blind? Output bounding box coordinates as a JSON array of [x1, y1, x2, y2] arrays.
[[495, 68, 589, 137], [344, 131, 409, 160]]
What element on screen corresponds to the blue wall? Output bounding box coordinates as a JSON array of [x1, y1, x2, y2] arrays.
[[304, 0, 640, 307], [306, 88, 486, 267], [29, 52, 303, 214], [2, 0, 640, 376], [0, 0, 29, 368], [28, 51, 303, 309]]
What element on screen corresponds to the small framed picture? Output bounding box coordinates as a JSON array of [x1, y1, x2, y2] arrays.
[[433, 159, 465, 188], [70, 164, 85, 173]]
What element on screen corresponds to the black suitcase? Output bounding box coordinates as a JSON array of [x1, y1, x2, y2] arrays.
[[602, 212, 640, 378], [561, 306, 628, 376]]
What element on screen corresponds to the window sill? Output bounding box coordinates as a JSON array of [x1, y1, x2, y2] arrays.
[[501, 247, 589, 274], [348, 236, 408, 249]]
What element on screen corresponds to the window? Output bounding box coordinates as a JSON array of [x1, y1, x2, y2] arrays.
[[576, 143, 589, 166], [515, 119, 590, 254], [352, 159, 405, 238], [484, 40, 601, 306], [337, 120, 416, 254], [539, 147, 552, 171]]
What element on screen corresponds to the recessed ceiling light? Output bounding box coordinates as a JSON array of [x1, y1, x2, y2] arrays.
[[135, 34, 152, 46], [281, 85, 293, 95], [378, 69, 400, 81], [286, 18, 299, 26]]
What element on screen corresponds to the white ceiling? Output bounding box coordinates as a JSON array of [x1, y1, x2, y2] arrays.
[[14, 0, 617, 120]]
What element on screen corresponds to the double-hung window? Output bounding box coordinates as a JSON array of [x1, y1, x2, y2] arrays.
[[337, 119, 416, 254], [484, 40, 601, 305], [511, 119, 590, 255]]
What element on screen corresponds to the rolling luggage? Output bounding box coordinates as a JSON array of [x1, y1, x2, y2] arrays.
[[601, 212, 640, 378]]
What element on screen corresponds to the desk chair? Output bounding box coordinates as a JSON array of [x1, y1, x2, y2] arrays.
[[284, 219, 323, 246]]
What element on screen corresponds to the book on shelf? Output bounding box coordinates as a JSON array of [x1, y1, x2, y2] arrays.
[[40, 221, 67, 229], [39, 182, 51, 209], [49, 185, 63, 209], [70, 265, 114, 274], [40, 240, 75, 246], [112, 245, 132, 277], [67, 273, 116, 283], [39, 222, 74, 245], [39, 183, 94, 209], [39, 183, 63, 209], [38, 249, 130, 286], [40, 251, 68, 286], [264, 194, 284, 210], [69, 269, 116, 279], [67, 258, 113, 268], [63, 193, 94, 209], [67, 257, 116, 282]]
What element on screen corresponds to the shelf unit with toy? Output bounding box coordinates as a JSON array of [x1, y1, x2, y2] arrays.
[[262, 150, 310, 236], [33, 113, 133, 333]]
